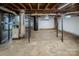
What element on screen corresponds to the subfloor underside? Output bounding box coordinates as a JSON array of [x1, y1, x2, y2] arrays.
[[0, 30, 79, 56]]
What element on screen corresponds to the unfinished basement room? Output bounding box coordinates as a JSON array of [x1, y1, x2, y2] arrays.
[[0, 3, 79, 56]]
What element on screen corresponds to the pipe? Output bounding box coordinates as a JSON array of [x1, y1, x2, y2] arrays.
[[0, 6, 17, 15], [26, 13, 61, 16], [65, 11, 79, 15], [30, 11, 79, 16], [58, 3, 70, 10]]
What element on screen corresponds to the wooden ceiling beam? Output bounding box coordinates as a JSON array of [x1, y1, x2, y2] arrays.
[[5, 5, 15, 10], [58, 4, 76, 12], [64, 4, 76, 11], [19, 3, 27, 9], [38, 3, 40, 10], [0, 6, 17, 15], [51, 4, 58, 10], [45, 3, 49, 9], [11, 3, 20, 9], [8, 9, 56, 11], [25, 10, 56, 14], [29, 3, 32, 10]]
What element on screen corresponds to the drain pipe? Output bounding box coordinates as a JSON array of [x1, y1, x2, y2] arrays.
[[0, 6, 17, 15]]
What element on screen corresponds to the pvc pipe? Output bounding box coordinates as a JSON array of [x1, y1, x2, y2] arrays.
[[0, 6, 17, 15]]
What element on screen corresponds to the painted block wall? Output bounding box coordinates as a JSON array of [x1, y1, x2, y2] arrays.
[[38, 16, 55, 29], [58, 16, 79, 36]]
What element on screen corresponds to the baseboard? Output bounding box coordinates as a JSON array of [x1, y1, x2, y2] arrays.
[[39, 28, 56, 30], [58, 30, 79, 38]]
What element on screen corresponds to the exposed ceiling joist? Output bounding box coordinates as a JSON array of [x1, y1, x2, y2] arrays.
[[45, 3, 49, 9], [11, 4, 20, 9], [58, 3, 70, 10], [5, 5, 15, 10], [38, 3, 40, 10], [1, 3, 76, 14], [19, 3, 27, 9], [29, 3, 32, 10], [51, 4, 57, 10], [0, 6, 17, 15], [64, 4, 76, 12]]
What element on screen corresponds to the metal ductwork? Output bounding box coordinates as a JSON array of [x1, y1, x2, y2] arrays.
[[0, 6, 17, 15]]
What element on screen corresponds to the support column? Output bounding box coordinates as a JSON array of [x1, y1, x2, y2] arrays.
[[15, 15, 20, 39], [19, 10, 25, 38], [61, 14, 64, 42], [54, 15, 58, 37], [8, 13, 11, 40], [28, 18, 31, 42], [0, 13, 2, 43], [34, 16, 38, 31]]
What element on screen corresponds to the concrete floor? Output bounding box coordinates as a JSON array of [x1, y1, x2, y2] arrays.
[[0, 30, 79, 56]]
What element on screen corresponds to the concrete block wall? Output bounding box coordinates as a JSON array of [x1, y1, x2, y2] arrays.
[[58, 16, 79, 36], [38, 16, 55, 29]]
